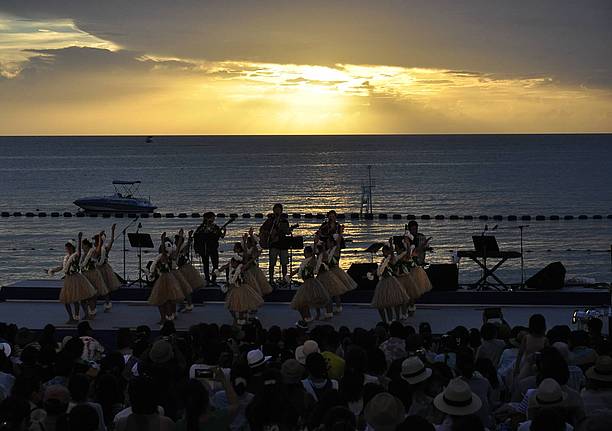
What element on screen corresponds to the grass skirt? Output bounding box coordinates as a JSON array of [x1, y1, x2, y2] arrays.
[[371, 276, 409, 309], [410, 267, 433, 296], [178, 263, 205, 290], [243, 265, 273, 296], [148, 272, 185, 306], [329, 266, 358, 292], [317, 270, 346, 297], [171, 269, 193, 297], [291, 278, 331, 310], [397, 273, 420, 300], [225, 283, 264, 312], [82, 269, 109, 297], [98, 262, 122, 292], [59, 273, 97, 304]]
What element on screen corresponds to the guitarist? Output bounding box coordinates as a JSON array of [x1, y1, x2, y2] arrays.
[[260, 203, 291, 286], [194, 211, 226, 286]]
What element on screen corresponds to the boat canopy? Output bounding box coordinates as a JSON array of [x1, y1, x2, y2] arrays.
[[112, 180, 141, 185], [112, 180, 143, 198]]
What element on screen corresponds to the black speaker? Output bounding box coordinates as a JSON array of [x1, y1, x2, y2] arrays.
[[289, 236, 304, 250], [525, 262, 565, 290], [425, 264, 458, 291], [347, 263, 378, 290]]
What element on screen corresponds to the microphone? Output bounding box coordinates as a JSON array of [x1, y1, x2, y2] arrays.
[[492, 224, 498, 231]]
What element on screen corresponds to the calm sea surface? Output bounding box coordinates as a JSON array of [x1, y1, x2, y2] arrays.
[[0, 135, 611, 286]]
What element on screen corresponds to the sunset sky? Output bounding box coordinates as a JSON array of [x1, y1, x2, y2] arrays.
[[1, 1, 611, 135]]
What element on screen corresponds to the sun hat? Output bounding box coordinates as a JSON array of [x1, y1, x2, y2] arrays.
[[400, 357, 432, 385], [247, 349, 271, 369], [364, 392, 405, 431], [295, 340, 320, 365], [148, 340, 174, 364], [528, 378, 567, 409], [433, 377, 482, 416], [586, 355, 612, 382], [281, 359, 305, 384]]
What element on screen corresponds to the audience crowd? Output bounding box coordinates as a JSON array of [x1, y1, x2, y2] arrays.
[[0, 313, 610, 431]]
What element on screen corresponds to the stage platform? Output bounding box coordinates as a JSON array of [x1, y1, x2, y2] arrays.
[[1, 278, 610, 307], [0, 300, 592, 335]]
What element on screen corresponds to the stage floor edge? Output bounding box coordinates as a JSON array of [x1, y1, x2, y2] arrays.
[[1, 279, 609, 306]]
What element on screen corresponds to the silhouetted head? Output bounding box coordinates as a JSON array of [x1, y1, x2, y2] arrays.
[[408, 220, 419, 235]]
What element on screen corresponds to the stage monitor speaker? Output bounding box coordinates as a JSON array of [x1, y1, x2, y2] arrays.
[[525, 262, 565, 290], [426, 264, 458, 291], [347, 263, 378, 290]]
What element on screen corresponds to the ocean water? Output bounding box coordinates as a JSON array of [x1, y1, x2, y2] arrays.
[[0, 134, 611, 286]]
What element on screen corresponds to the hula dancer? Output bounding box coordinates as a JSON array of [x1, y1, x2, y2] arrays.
[[391, 239, 418, 318], [218, 247, 263, 325], [176, 229, 205, 312], [167, 235, 193, 313], [288, 246, 332, 328], [242, 228, 273, 297], [47, 232, 97, 324], [326, 234, 357, 314], [370, 244, 409, 323], [96, 224, 123, 311], [404, 231, 433, 299], [148, 233, 184, 324], [80, 232, 109, 317], [314, 243, 344, 316]]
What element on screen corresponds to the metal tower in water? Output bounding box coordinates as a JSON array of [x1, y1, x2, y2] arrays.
[[360, 165, 375, 215]]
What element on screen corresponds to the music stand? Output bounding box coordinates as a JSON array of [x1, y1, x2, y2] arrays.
[[472, 236, 500, 254], [127, 232, 154, 287]]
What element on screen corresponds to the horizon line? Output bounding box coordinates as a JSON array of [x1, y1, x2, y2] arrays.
[[1, 132, 611, 138]]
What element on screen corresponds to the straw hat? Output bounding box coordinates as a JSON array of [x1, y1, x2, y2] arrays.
[[295, 340, 320, 365], [281, 359, 305, 384], [528, 378, 567, 409], [247, 349, 271, 369], [586, 356, 612, 382], [148, 340, 174, 364], [400, 357, 432, 385], [433, 378, 482, 416], [364, 392, 405, 431]]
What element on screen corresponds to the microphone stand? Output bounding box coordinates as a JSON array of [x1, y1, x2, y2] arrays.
[[480, 225, 488, 290], [128, 222, 145, 288], [121, 216, 140, 281], [517, 225, 529, 290]]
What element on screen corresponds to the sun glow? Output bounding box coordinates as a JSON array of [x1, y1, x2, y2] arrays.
[[0, 14, 611, 134]]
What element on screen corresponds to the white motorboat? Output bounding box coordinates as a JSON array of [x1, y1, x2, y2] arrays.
[[74, 180, 157, 213]]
